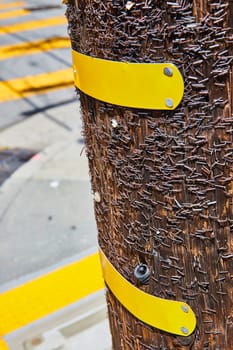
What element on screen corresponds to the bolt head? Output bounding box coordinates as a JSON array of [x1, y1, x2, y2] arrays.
[[181, 327, 189, 335], [165, 98, 174, 108], [181, 305, 189, 313], [164, 67, 173, 77], [134, 264, 150, 284], [137, 265, 147, 275]]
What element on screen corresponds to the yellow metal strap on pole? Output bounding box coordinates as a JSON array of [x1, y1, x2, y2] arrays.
[[99, 249, 196, 336], [72, 50, 184, 110]]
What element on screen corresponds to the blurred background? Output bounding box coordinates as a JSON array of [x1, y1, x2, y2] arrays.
[[0, 1, 110, 349]]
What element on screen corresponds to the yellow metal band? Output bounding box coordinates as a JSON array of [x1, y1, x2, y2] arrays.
[[72, 50, 184, 110], [99, 249, 196, 336]]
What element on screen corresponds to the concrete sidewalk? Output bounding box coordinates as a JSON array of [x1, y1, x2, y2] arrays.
[[0, 100, 111, 349]]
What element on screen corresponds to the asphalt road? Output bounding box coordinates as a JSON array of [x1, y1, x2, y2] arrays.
[[0, 148, 35, 186], [0, 0, 77, 186], [0, 0, 76, 131], [0, 0, 95, 286], [0, 5, 109, 350]]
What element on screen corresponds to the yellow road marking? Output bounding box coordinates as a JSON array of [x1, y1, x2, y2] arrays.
[[0, 1, 25, 10], [0, 8, 30, 20], [0, 16, 67, 36], [0, 68, 74, 102], [0, 37, 70, 60], [0, 252, 104, 336], [0, 339, 9, 350]]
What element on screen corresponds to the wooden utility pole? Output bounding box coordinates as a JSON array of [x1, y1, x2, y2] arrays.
[[66, 1, 233, 349]]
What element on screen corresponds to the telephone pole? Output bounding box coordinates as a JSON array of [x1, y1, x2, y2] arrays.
[[66, 1, 233, 348]]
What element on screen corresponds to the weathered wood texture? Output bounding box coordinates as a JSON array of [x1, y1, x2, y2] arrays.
[[66, 1, 233, 349]]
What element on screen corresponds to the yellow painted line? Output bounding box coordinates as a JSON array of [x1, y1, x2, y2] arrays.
[[0, 37, 70, 60], [0, 16, 67, 36], [0, 8, 30, 20], [0, 339, 9, 350], [0, 252, 104, 336], [0, 1, 25, 10], [0, 68, 74, 102]]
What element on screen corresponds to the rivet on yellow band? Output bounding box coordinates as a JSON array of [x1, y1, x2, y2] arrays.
[[72, 50, 184, 110], [99, 249, 196, 337]]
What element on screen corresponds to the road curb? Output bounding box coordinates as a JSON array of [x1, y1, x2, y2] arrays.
[[0, 135, 80, 218]]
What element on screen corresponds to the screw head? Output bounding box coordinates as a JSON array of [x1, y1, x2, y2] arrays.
[[181, 305, 189, 313], [164, 67, 173, 77], [165, 98, 174, 108], [181, 327, 189, 335]]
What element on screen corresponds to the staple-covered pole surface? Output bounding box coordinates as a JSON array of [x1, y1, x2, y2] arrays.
[[65, 1, 233, 349]]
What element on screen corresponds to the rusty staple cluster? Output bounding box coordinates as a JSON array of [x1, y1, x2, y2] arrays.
[[66, 1, 233, 349]]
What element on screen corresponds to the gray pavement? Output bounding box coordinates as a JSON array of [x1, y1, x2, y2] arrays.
[[0, 0, 97, 284], [1, 49, 71, 80], [6, 291, 111, 350], [0, 1, 111, 348], [0, 101, 111, 349], [0, 117, 97, 284]]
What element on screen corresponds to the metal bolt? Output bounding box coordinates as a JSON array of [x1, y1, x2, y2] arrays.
[[164, 67, 173, 77], [134, 264, 150, 284], [181, 327, 189, 335], [181, 305, 189, 313], [165, 98, 174, 108], [94, 192, 101, 203]]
